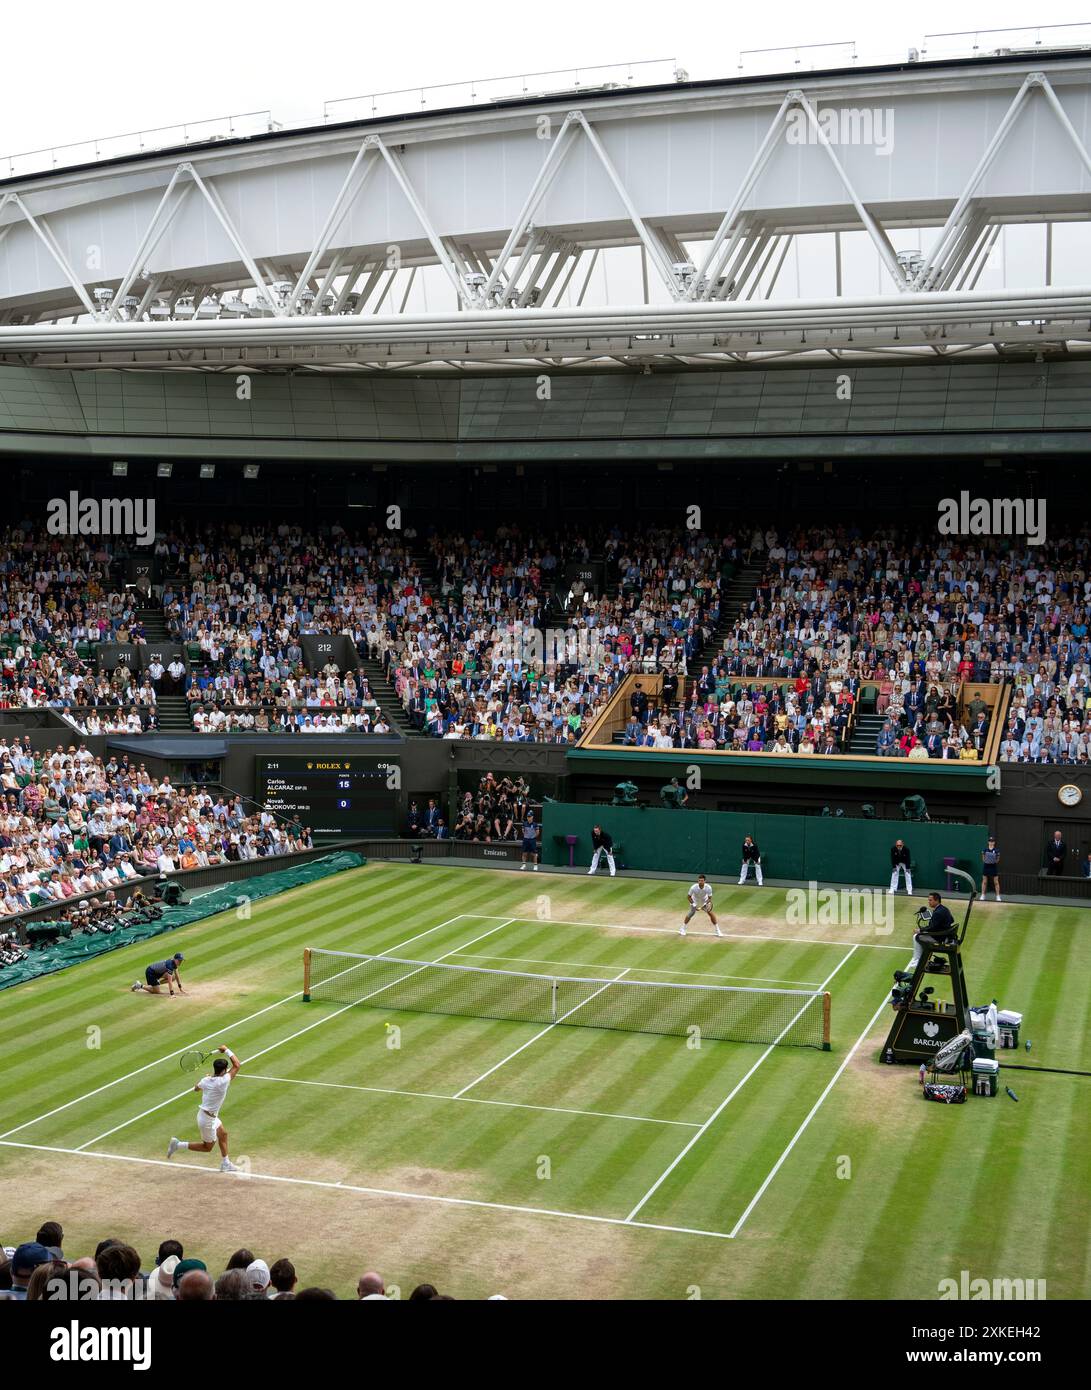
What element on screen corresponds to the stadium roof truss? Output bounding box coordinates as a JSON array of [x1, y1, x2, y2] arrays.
[[1, 53, 1090, 373]]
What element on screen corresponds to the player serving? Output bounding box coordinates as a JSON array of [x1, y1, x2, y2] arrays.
[[680, 874, 722, 937], [167, 1045, 242, 1173]]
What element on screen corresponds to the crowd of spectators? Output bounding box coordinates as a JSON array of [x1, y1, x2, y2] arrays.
[[997, 674, 1091, 764], [733, 524, 1090, 686], [390, 527, 728, 742], [5, 519, 1090, 759], [0, 528, 152, 711], [621, 671, 856, 753], [655, 524, 1091, 761], [0, 1223, 480, 1300], [163, 523, 419, 734], [0, 739, 312, 920], [186, 667, 389, 733]]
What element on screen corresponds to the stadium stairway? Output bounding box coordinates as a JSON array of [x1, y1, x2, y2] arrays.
[[138, 605, 194, 732], [687, 563, 763, 674], [358, 656, 421, 738], [849, 711, 887, 755], [154, 694, 195, 732], [137, 607, 169, 642], [407, 548, 441, 613]]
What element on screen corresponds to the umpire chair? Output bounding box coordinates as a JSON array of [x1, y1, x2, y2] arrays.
[[879, 867, 976, 1065]]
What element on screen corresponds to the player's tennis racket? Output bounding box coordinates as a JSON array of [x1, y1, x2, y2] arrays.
[[179, 1048, 218, 1073]]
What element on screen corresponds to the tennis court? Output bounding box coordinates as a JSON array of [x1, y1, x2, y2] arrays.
[[2, 862, 1088, 1298], [0, 897, 896, 1241]]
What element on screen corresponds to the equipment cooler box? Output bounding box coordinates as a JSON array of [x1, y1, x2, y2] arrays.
[[971, 1058, 999, 1097], [997, 1010, 1023, 1049]]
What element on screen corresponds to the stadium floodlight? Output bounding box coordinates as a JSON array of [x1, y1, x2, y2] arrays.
[[149, 298, 171, 320], [93, 287, 114, 308], [272, 281, 293, 310], [199, 463, 216, 480], [320, 293, 336, 314], [299, 288, 316, 309], [111, 461, 128, 477], [120, 295, 141, 317], [156, 462, 173, 478], [195, 295, 221, 319], [174, 295, 195, 320], [220, 296, 250, 318], [243, 464, 260, 480]]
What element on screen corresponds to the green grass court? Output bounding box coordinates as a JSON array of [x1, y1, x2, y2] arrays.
[[1, 862, 1089, 1299]]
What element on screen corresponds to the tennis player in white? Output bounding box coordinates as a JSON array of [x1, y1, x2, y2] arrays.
[[680, 874, 722, 937], [166, 1045, 242, 1172]]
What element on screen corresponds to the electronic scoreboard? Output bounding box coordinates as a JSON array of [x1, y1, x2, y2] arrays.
[[256, 755, 399, 838]]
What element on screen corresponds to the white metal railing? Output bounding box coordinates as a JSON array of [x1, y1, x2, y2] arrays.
[[921, 23, 1091, 60], [734, 25, 1091, 76], [737, 41, 860, 76], [0, 110, 279, 181], [322, 59, 682, 124]]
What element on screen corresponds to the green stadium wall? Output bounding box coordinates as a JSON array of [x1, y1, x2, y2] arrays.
[[541, 803, 988, 889]]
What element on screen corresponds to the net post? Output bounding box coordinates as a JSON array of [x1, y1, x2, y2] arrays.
[[550, 978, 558, 1022], [822, 991, 831, 1050], [303, 947, 312, 1003]]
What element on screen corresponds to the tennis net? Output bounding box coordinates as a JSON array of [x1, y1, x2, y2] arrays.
[[303, 948, 831, 1049]]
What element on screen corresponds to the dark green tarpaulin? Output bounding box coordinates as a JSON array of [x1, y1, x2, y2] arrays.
[[0, 852, 364, 991]]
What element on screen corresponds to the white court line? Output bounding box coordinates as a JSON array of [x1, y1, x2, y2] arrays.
[[623, 946, 859, 1224], [239, 1072, 699, 1128], [0, 1139, 733, 1241], [451, 949, 821, 988], [0, 910, 478, 1142], [729, 990, 893, 1239], [72, 919, 516, 1153], [452, 969, 632, 1100], [460, 914, 905, 951]]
